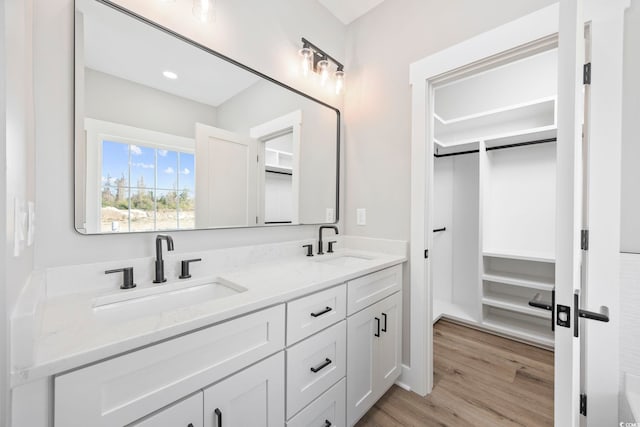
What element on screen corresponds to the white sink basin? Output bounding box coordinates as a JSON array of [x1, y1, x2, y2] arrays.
[[93, 278, 246, 321], [315, 254, 373, 268]]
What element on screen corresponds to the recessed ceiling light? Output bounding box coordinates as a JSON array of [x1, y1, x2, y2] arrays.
[[162, 70, 178, 80]]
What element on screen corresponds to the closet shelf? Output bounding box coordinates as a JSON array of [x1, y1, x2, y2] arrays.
[[482, 292, 551, 319], [434, 125, 556, 150], [435, 98, 556, 147], [482, 312, 554, 348], [483, 250, 555, 264], [482, 271, 554, 291]]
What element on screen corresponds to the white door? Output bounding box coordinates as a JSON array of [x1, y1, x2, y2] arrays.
[[346, 303, 378, 426], [195, 123, 258, 228], [375, 292, 402, 394], [556, 1, 625, 426], [203, 352, 285, 427]]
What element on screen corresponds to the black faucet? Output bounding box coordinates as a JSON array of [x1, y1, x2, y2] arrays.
[[153, 234, 174, 283], [318, 225, 338, 255]]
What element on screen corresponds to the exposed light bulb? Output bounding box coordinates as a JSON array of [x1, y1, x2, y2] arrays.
[[334, 69, 345, 95], [193, 0, 215, 23], [299, 47, 312, 77], [318, 58, 330, 86]]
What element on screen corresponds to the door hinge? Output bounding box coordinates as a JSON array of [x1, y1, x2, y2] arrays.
[[581, 229, 589, 251], [424, 249, 429, 259], [583, 63, 591, 85], [580, 393, 587, 416]]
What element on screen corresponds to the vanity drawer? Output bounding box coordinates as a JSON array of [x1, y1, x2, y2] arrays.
[[287, 284, 346, 345], [287, 378, 346, 427], [131, 392, 203, 427], [55, 304, 285, 427], [286, 321, 346, 419], [347, 265, 402, 315]]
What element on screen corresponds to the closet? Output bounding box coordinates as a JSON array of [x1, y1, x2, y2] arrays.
[[431, 48, 558, 348]]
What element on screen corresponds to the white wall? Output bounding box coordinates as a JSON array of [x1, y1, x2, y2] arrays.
[[343, 0, 558, 365], [85, 68, 218, 138], [4, 0, 36, 423], [621, 0, 640, 253], [0, 1, 7, 423], [32, 0, 345, 269]]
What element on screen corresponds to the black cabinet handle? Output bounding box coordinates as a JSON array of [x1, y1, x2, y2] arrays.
[[374, 317, 380, 337], [311, 306, 332, 318], [324, 420, 332, 427], [310, 358, 332, 373], [188, 424, 194, 427], [214, 408, 222, 427], [381, 313, 388, 332]]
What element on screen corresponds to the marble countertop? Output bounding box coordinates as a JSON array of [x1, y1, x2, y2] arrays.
[[12, 247, 406, 386]]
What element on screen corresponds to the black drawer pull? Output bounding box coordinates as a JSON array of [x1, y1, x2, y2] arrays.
[[188, 424, 194, 427], [310, 358, 332, 373], [382, 312, 388, 332], [374, 317, 381, 337], [324, 420, 332, 427], [311, 306, 332, 318], [214, 408, 222, 427]]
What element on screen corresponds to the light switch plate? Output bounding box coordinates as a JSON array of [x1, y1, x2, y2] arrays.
[[356, 208, 366, 226], [325, 208, 335, 223]]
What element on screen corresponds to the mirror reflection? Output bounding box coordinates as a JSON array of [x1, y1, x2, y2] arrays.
[[74, 0, 339, 234]]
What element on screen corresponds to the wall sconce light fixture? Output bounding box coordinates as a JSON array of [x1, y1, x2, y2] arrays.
[[193, 0, 215, 23], [298, 38, 345, 95]]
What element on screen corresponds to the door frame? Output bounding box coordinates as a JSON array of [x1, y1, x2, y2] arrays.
[[250, 110, 302, 225], [407, 3, 629, 425], [406, 3, 561, 397]]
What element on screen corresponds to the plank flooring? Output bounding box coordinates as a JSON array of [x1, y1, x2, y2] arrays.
[[356, 320, 554, 427]]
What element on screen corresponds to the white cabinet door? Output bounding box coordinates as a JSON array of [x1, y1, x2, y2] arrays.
[[203, 352, 285, 427], [347, 292, 402, 426], [374, 291, 402, 394], [346, 302, 379, 426], [132, 392, 203, 427]]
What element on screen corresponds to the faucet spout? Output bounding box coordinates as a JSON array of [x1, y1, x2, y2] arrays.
[[318, 225, 338, 255], [154, 235, 175, 283]]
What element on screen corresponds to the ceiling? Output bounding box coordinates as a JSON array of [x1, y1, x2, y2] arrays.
[[318, 0, 386, 25], [78, 0, 260, 108]]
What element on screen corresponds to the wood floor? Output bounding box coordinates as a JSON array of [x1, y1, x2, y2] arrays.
[[356, 320, 554, 427]]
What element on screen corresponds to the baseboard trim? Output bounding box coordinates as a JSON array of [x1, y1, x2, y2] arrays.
[[395, 364, 412, 391]]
